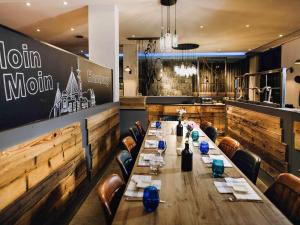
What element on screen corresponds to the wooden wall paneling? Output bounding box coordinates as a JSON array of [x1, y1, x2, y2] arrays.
[[146, 104, 226, 132], [226, 106, 287, 178], [86, 106, 120, 176], [0, 122, 87, 225], [294, 121, 300, 151], [120, 97, 146, 109]]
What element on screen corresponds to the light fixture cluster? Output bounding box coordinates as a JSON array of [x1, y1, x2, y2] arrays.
[[174, 63, 197, 77], [160, 0, 178, 52]]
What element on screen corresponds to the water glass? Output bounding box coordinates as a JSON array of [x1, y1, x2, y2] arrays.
[[200, 141, 209, 154], [155, 121, 161, 129], [143, 186, 160, 212], [212, 159, 224, 178], [150, 159, 160, 174], [191, 130, 199, 141], [158, 140, 166, 154]]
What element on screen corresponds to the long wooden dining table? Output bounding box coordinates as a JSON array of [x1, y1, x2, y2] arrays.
[[112, 121, 291, 225]]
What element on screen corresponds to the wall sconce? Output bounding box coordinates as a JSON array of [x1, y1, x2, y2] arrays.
[[124, 66, 132, 74]]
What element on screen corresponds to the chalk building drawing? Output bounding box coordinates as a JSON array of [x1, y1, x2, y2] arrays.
[[49, 68, 96, 118]]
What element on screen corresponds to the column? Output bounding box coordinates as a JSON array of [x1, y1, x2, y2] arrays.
[[88, 4, 119, 102]]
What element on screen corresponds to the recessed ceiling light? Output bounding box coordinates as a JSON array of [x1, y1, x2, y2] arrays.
[[26, 2, 31, 6], [36, 28, 40, 32], [200, 25, 204, 29], [63, 1, 68, 5], [70, 27, 75, 31], [245, 24, 250, 28], [248, 48, 252, 51], [131, 34, 135, 38], [279, 34, 283, 37]]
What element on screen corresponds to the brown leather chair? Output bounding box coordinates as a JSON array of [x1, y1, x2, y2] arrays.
[[218, 137, 240, 159], [122, 136, 138, 160], [135, 121, 146, 137], [265, 173, 300, 224], [97, 174, 125, 224], [200, 121, 212, 131]]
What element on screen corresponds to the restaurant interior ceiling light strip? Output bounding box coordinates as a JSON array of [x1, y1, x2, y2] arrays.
[[130, 52, 246, 58]]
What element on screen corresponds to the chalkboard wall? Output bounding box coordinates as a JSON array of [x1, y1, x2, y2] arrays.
[[0, 25, 113, 131]]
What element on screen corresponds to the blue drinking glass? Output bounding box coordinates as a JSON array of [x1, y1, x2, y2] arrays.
[[191, 130, 199, 141], [155, 121, 161, 129], [158, 140, 166, 150], [143, 186, 160, 212], [212, 159, 224, 178], [200, 141, 209, 154]]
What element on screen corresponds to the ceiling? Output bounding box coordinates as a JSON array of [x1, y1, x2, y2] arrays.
[[1, 0, 300, 54]]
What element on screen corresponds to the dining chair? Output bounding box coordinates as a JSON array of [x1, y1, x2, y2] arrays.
[[218, 136, 241, 159], [232, 149, 261, 184], [200, 121, 212, 131], [122, 136, 138, 160], [135, 121, 146, 137], [129, 126, 143, 145], [204, 126, 218, 143], [116, 150, 133, 182], [97, 174, 125, 224], [265, 173, 300, 224]]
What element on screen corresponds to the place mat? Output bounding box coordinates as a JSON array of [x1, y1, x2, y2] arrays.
[[201, 155, 233, 168], [138, 154, 164, 167], [148, 129, 163, 136], [124, 175, 161, 197], [144, 140, 158, 149], [225, 178, 262, 201]]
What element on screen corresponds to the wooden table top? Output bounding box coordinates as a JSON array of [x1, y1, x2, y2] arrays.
[[113, 121, 291, 225]]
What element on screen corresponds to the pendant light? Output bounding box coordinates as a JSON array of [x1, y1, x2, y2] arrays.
[[159, 0, 178, 52], [172, 3, 178, 48]]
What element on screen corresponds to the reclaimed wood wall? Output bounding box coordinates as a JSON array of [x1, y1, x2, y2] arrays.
[[226, 106, 288, 178], [0, 123, 86, 225], [147, 104, 226, 132], [86, 106, 120, 176], [294, 121, 300, 151]]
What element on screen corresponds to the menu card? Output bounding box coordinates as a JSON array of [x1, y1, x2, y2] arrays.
[[138, 154, 164, 167], [201, 155, 233, 167], [144, 140, 158, 149], [124, 175, 162, 197]]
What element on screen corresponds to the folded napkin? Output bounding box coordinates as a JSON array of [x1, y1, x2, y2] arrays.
[[150, 122, 157, 128], [144, 140, 158, 149], [224, 178, 262, 201], [148, 129, 163, 136], [138, 154, 164, 167], [201, 155, 233, 168], [124, 175, 161, 197]]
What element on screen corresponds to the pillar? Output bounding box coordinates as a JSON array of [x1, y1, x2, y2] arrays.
[[88, 4, 119, 102]]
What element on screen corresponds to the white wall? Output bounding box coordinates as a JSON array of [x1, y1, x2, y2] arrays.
[[88, 4, 119, 102], [282, 38, 300, 107]]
